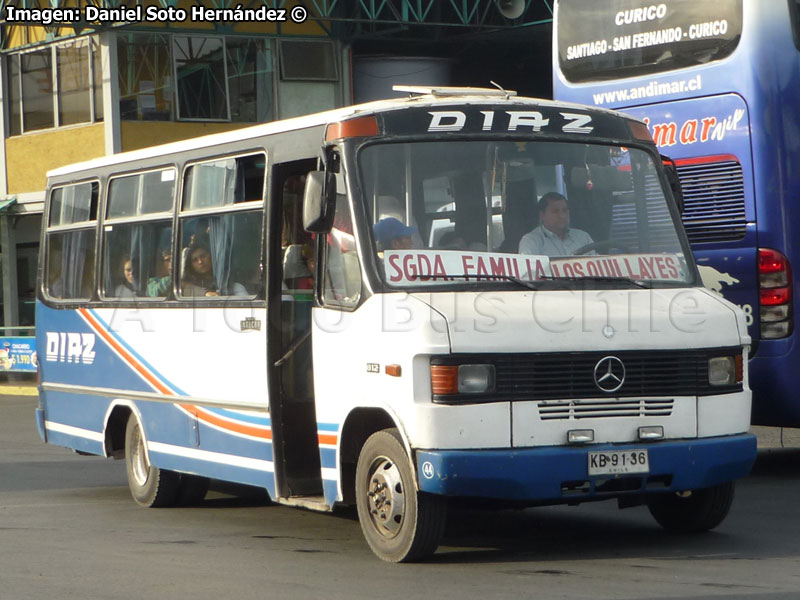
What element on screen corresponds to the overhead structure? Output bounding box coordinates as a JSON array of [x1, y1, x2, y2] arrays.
[[0, 0, 553, 48]]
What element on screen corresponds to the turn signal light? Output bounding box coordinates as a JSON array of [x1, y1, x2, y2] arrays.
[[325, 116, 379, 141], [430, 365, 458, 395]]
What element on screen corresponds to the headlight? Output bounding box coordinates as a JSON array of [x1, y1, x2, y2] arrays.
[[430, 363, 495, 395], [708, 356, 736, 386], [457, 364, 495, 393]]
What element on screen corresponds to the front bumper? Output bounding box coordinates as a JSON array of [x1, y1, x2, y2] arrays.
[[416, 434, 756, 503]]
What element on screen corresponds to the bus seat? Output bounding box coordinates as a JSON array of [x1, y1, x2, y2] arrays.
[[498, 177, 538, 254]]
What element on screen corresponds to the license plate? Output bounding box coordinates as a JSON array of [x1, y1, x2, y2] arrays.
[[588, 449, 650, 476]]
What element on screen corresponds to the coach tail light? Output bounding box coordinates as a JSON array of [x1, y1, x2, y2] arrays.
[[758, 248, 793, 339]]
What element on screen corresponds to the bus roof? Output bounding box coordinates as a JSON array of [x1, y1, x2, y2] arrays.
[[47, 89, 638, 179]]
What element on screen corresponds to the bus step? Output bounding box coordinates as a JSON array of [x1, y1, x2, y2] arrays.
[[279, 495, 331, 512]]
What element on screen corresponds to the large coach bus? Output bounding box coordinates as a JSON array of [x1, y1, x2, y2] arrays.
[[36, 86, 755, 562], [553, 0, 800, 427]]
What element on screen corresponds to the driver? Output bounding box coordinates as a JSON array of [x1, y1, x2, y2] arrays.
[[518, 192, 594, 256]]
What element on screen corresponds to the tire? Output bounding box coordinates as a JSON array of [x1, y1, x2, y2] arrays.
[[175, 474, 210, 506], [647, 481, 736, 533], [355, 428, 447, 562], [124, 414, 180, 508]]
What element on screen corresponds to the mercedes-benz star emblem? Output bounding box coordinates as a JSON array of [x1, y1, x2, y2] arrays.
[[593, 356, 626, 393]]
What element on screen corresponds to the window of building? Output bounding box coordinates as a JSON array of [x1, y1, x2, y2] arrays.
[[174, 36, 229, 121], [279, 40, 337, 81], [21, 49, 54, 131], [5, 38, 103, 135], [57, 40, 92, 126], [226, 37, 274, 123], [118, 33, 174, 121], [7, 55, 22, 136]]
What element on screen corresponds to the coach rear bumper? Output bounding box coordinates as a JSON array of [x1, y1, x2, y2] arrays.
[[415, 434, 756, 502]]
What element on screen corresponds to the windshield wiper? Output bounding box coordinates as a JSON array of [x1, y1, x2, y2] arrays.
[[539, 275, 651, 289], [405, 273, 544, 290]]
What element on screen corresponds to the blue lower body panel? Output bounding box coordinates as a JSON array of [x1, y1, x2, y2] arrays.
[[416, 434, 756, 503]]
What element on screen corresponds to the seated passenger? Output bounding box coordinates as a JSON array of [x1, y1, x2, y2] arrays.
[[181, 242, 248, 297], [437, 231, 467, 250], [373, 217, 417, 251], [114, 256, 136, 298], [518, 192, 594, 256], [147, 250, 172, 297], [181, 243, 218, 297]]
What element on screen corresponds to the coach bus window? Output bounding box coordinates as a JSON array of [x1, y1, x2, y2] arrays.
[[46, 182, 98, 300], [103, 221, 173, 299], [183, 154, 264, 210], [108, 168, 176, 219], [178, 154, 265, 299], [102, 169, 176, 299], [49, 181, 95, 226], [360, 140, 692, 289]]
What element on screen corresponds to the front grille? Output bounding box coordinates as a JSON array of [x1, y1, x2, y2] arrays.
[[432, 348, 742, 404], [538, 397, 674, 420], [677, 160, 747, 244]]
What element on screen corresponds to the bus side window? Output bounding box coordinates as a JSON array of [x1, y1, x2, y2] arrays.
[[322, 190, 361, 307], [178, 153, 265, 298], [103, 169, 176, 299], [45, 182, 98, 300]]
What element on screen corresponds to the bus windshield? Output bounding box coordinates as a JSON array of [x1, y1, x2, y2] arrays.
[[359, 139, 693, 289], [557, 0, 743, 83]]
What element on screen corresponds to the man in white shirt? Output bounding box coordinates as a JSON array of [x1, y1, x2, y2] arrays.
[[518, 192, 594, 256]]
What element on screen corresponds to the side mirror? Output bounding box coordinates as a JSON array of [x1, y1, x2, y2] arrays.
[[303, 170, 337, 233], [661, 155, 685, 213]]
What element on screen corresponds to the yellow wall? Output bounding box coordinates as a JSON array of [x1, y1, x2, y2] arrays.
[[120, 121, 252, 153], [4, 121, 256, 194], [5, 124, 105, 194]]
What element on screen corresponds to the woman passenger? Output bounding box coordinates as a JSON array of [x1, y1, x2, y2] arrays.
[[114, 256, 136, 298], [181, 243, 218, 297]]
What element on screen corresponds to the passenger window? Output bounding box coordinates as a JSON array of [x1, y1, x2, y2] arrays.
[[47, 230, 96, 300], [46, 181, 98, 300], [102, 221, 173, 299], [183, 154, 264, 210], [107, 168, 175, 218], [178, 153, 265, 299], [178, 212, 263, 298], [49, 181, 95, 226]]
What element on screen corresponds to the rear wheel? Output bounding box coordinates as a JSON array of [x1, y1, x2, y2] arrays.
[[125, 414, 180, 508], [175, 474, 210, 506], [355, 429, 446, 562], [647, 481, 735, 533]]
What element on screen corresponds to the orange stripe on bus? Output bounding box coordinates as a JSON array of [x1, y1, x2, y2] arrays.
[[80, 309, 173, 396]]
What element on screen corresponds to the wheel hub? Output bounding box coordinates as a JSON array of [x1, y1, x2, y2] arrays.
[[129, 423, 150, 487], [366, 457, 405, 538]]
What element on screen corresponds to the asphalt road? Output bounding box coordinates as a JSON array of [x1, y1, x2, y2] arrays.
[[2, 393, 800, 600]]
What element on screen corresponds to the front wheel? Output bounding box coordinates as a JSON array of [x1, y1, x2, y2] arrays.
[[355, 429, 447, 562], [647, 481, 735, 533], [125, 414, 180, 508]]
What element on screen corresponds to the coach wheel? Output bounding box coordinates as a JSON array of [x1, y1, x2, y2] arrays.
[[647, 481, 735, 533], [355, 428, 447, 562], [125, 414, 180, 508]]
